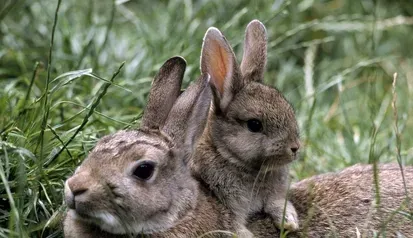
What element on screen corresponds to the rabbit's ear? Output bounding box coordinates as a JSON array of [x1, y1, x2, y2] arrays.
[[184, 74, 212, 153], [141, 56, 186, 130], [240, 19, 267, 83], [200, 27, 242, 112], [163, 73, 211, 144]]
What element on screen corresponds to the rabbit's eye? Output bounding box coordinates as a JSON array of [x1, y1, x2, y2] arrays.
[[133, 162, 155, 180], [247, 119, 262, 132]]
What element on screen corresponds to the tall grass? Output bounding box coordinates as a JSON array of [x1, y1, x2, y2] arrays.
[[0, 0, 412, 237]]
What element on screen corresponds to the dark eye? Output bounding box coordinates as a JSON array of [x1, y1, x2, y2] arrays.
[[133, 162, 155, 180], [247, 119, 262, 132]]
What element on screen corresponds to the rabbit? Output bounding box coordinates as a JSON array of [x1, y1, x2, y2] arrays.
[[63, 56, 238, 238], [248, 163, 413, 237], [189, 19, 300, 237]]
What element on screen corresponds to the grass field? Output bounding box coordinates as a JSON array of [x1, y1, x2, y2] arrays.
[[1, 0, 412, 237]]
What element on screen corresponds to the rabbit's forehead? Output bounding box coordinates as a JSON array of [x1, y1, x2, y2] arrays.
[[231, 83, 296, 122], [91, 130, 171, 158]]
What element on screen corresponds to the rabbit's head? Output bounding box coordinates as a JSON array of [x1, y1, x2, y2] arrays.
[[64, 57, 212, 235], [200, 20, 300, 170]]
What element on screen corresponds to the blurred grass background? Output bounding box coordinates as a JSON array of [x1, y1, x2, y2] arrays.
[[0, 0, 412, 237]]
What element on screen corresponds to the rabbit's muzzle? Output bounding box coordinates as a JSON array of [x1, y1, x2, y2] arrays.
[[269, 139, 300, 158], [64, 171, 102, 218]]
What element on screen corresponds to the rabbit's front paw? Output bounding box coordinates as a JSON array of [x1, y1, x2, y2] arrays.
[[275, 203, 299, 231], [282, 207, 299, 231], [270, 202, 299, 231]]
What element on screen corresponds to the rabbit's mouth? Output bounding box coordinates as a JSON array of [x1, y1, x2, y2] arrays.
[[69, 208, 178, 235], [68, 209, 107, 227], [69, 209, 137, 234], [256, 153, 297, 168], [228, 152, 296, 172]]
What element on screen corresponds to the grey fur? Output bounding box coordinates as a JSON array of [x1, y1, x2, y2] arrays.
[[240, 20, 268, 82], [163, 73, 212, 147], [190, 19, 300, 237], [141, 57, 185, 130]]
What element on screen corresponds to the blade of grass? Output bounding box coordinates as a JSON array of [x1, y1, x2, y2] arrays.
[[0, 144, 21, 237], [23, 62, 41, 107], [31, 0, 62, 210], [47, 124, 72, 159], [391, 72, 411, 212], [93, 0, 116, 72], [37, 0, 62, 155]]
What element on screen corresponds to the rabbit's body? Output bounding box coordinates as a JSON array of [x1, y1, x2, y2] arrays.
[[193, 132, 292, 223], [249, 163, 413, 237], [189, 20, 300, 236], [153, 185, 235, 238]]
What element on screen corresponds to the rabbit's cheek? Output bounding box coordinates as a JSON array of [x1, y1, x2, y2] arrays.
[[224, 131, 262, 158]]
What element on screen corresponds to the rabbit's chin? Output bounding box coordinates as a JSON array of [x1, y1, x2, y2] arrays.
[[229, 153, 296, 170], [68, 209, 172, 235], [264, 154, 297, 166]]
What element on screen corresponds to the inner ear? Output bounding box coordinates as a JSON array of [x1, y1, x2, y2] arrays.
[[200, 27, 242, 112], [204, 39, 233, 95]]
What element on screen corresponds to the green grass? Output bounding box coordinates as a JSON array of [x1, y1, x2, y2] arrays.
[[1, 0, 412, 237]]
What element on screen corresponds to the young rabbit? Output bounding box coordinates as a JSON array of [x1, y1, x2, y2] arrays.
[[63, 56, 237, 237], [189, 19, 300, 237]]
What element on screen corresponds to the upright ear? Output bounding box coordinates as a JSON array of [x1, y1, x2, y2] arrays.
[[200, 27, 242, 112], [141, 56, 186, 130], [240, 19, 267, 82], [184, 74, 212, 153], [163, 73, 211, 144]]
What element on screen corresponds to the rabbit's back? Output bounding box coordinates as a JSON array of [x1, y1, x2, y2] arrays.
[[248, 163, 413, 237]]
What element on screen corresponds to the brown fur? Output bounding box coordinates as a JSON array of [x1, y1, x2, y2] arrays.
[[141, 57, 185, 130], [249, 163, 413, 237], [190, 20, 300, 236]]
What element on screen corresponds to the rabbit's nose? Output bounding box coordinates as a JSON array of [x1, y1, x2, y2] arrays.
[[65, 171, 91, 209], [67, 175, 89, 196], [290, 142, 300, 154]]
